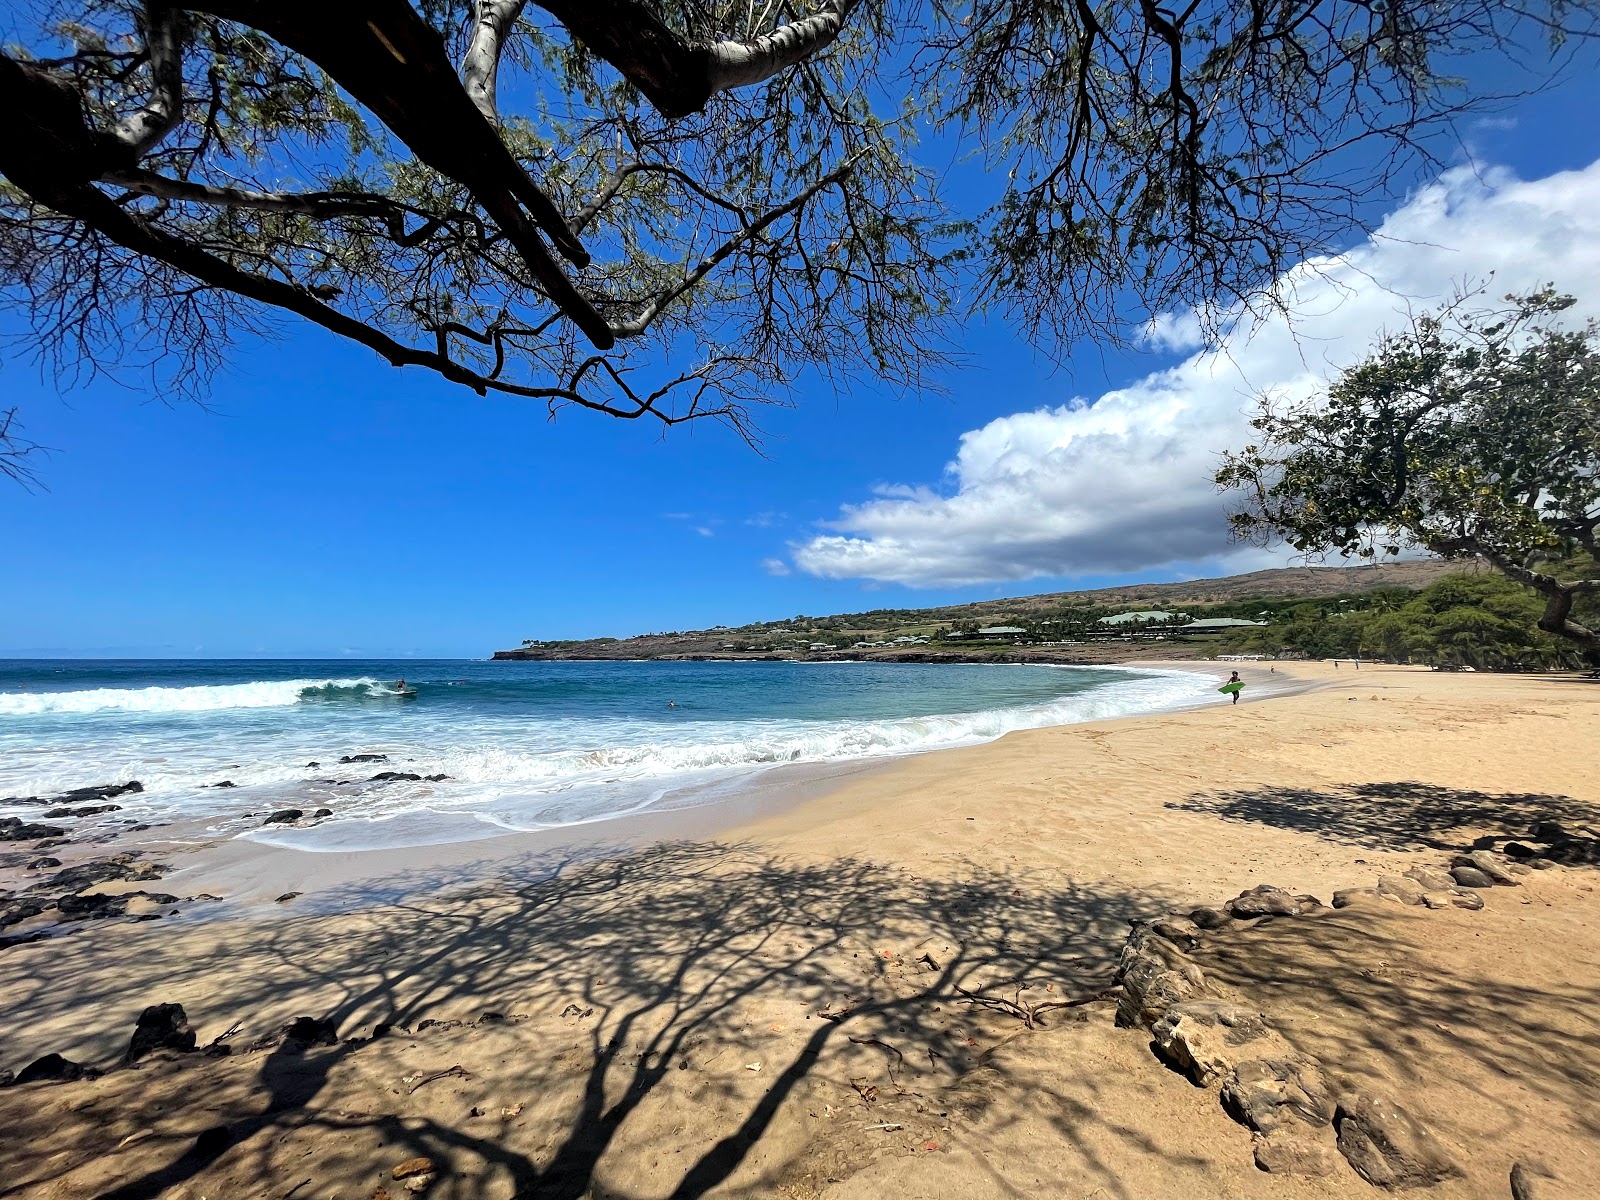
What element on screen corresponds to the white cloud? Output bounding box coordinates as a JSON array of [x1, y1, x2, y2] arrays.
[[761, 557, 792, 576], [792, 160, 1600, 587]]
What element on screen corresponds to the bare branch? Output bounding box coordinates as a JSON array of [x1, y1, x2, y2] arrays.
[[461, 0, 527, 125], [116, 2, 185, 156]]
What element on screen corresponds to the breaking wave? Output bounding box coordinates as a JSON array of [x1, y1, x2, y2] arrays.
[[0, 678, 388, 717]]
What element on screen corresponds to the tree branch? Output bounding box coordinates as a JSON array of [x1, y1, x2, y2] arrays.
[[116, 1, 185, 156], [610, 161, 854, 338], [461, 0, 527, 125]]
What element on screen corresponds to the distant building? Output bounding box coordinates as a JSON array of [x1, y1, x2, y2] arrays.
[[1098, 610, 1187, 626], [892, 635, 929, 645], [975, 625, 1028, 639], [807, 642, 834, 651]]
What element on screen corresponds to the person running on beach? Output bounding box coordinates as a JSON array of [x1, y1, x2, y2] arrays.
[[1227, 671, 1243, 705]]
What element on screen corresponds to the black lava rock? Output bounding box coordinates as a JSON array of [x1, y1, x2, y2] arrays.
[[0, 818, 67, 842], [338, 754, 388, 764], [262, 809, 304, 825], [13, 1053, 92, 1085], [368, 772, 423, 782], [126, 1003, 197, 1062], [41, 804, 123, 819]]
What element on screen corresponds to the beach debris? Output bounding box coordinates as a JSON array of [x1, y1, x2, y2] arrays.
[[501, 1102, 523, 1117], [865, 1122, 903, 1131], [0, 818, 67, 842], [560, 1004, 593, 1019], [392, 1157, 435, 1180], [405, 1065, 469, 1093], [340, 754, 388, 763], [404, 1176, 436, 1194], [263, 809, 304, 825], [1334, 1092, 1460, 1189], [923, 1139, 939, 1151], [917, 952, 940, 970], [125, 1002, 197, 1062], [745, 1062, 762, 1072], [953, 983, 1090, 1030], [1150, 1001, 1276, 1087], [10, 1052, 96, 1086], [850, 1080, 878, 1104], [275, 892, 302, 903]]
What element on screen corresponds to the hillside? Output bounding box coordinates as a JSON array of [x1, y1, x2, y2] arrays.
[[493, 559, 1476, 663]]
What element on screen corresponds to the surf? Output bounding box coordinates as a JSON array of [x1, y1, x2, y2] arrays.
[[0, 677, 388, 717]]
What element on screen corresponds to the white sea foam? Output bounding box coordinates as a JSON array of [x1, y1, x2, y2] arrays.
[[0, 678, 385, 716]]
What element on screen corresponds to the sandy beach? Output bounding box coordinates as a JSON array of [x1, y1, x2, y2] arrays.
[[2, 663, 1598, 1199]]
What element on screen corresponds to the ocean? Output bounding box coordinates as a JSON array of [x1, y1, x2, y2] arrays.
[[0, 659, 1220, 850]]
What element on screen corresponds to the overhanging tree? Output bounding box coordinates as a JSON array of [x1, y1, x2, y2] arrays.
[[2, 1, 1598, 455], [1217, 288, 1600, 657]]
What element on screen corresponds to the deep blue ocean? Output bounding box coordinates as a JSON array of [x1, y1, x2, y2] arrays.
[[0, 659, 1218, 849]]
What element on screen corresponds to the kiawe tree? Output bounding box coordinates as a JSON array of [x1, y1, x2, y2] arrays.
[[1218, 288, 1600, 658], [2, 0, 1598, 468]]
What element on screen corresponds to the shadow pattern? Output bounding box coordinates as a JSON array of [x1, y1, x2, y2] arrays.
[[0, 841, 1184, 1200], [1170, 781, 1600, 854]]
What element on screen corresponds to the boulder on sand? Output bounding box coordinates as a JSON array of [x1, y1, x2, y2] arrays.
[[126, 1002, 197, 1062], [1335, 1092, 1460, 1189]]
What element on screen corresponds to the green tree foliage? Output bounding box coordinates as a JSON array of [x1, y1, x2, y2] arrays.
[[2, 1, 1598, 465], [1218, 289, 1600, 657], [1219, 571, 1591, 669]]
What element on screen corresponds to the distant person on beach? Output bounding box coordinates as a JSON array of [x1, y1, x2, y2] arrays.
[[1227, 671, 1243, 705]]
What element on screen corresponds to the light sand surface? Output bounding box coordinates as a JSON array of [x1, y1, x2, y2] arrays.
[[2, 664, 1598, 1200]]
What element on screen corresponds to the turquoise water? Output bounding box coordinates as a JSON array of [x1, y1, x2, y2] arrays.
[[0, 659, 1218, 849]]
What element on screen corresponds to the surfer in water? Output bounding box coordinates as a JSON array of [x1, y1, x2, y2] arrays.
[[1226, 671, 1243, 705], [394, 678, 406, 694]]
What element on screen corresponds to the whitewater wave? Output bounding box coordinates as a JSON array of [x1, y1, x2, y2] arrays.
[[0, 678, 388, 717]]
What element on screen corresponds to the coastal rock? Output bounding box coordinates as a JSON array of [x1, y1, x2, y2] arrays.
[[27, 857, 61, 870], [58, 782, 143, 802], [1529, 820, 1572, 843], [1, 897, 50, 928], [1221, 1058, 1335, 1133], [312, 808, 333, 818], [1510, 1161, 1551, 1200], [0, 930, 53, 950], [424, 774, 452, 782], [1253, 1130, 1339, 1176], [275, 892, 302, 903], [1293, 894, 1324, 913], [1501, 842, 1537, 859], [57, 891, 178, 920], [282, 1016, 339, 1046], [1150, 1001, 1273, 1086], [126, 1003, 197, 1061], [28, 857, 141, 893], [1334, 1092, 1460, 1189], [1460, 851, 1519, 885], [1225, 886, 1301, 919], [1188, 906, 1232, 930], [1150, 917, 1203, 949], [1450, 866, 1495, 889], [1114, 929, 1206, 1029], [369, 772, 423, 783], [1544, 837, 1600, 865], [13, 1053, 93, 1086], [1448, 889, 1485, 911], [41, 803, 122, 819], [0, 818, 67, 842], [1375, 875, 1428, 906], [1403, 866, 1457, 892], [208, 781, 236, 789], [263, 809, 304, 825], [339, 754, 388, 764], [1332, 887, 1381, 909]]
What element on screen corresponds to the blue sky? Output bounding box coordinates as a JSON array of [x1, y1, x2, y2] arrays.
[[4, 60, 1600, 656]]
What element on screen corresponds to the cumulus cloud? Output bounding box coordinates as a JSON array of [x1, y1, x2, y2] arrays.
[[792, 160, 1600, 587]]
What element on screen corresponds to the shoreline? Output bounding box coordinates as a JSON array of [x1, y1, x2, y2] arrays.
[[1, 663, 1597, 1199], [4, 659, 1259, 912]]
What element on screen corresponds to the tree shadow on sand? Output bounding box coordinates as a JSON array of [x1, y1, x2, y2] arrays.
[[1, 841, 1196, 1200], [1169, 781, 1600, 854]]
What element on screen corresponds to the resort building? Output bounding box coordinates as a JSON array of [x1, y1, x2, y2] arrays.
[[1097, 610, 1188, 625]]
